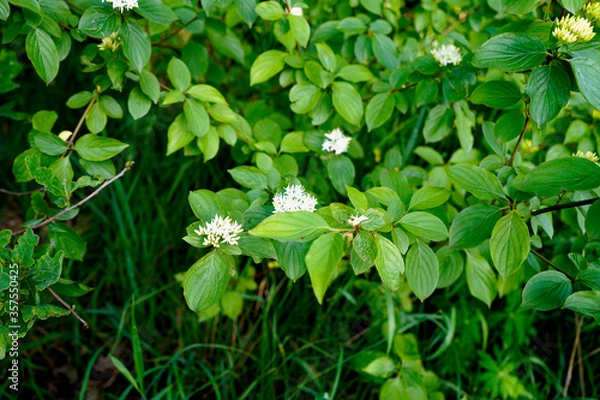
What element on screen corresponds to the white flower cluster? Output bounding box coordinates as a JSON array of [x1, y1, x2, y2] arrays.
[[573, 150, 600, 165], [322, 128, 351, 155], [273, 185, 318, 213], [194, 215, 244, 248], [348, 214, 369, 227], [103, 0, 139, 13], [431, 44, 462, 66], [553, 15, 595, 44]]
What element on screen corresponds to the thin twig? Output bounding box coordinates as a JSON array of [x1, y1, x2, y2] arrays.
[[154, 17, 199, 46], [577, 331, 586, 398], [66, 95, 97, 149], [531, 197, 598, 216], [531, 249, 573, 279], [0, 188, 44, 196], [563, 315, 583, 397], [48, 287, 89, 329], [12, 164, 133, 236], [507, 114, 530, 167]]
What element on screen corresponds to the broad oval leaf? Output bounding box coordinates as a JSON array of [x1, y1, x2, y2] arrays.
[[406, 240, 439, 301], [73, 134, 129, 162], [374, 234, 404, 291], [249, 211, 329, 242], [274, 240, 309, 281], [447, 164, 505, 201], [465, 251, 497, 307], [332, 81, 363, 126], [120, 21, 151, 71], [490, 211, 530, 277], [409, 186, 451, 211], [522, 270, 572, 310], [183, 251, 233, 312], [26, 28, 59, 84], [563, 291, 600, 319], [525, 65, 571, 126], [188, 189, 227, 223], [399, 212, 448, 242], [250, 50, 287, 85], [470, 80, 522, 109], [472, 33, 546, 72], [306, 232, 344, 303], [450, 204, 502, 249]]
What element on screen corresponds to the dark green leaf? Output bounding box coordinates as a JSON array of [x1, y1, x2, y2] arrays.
[[374, 234, 404, 291], [366, 92, 395, 131], [490, 211, 530, 277], [526, 65, 570, 126], [450, 204, 502, 249], [326, 156, 355, 195], [447, 164, 505, 201], [406, 240, 439, 301], [120, 21, 151, 71], [470, 80, 522, 109], [274, 241, 309, 281], [570, 57, 600, 110], [522, 270, 572, 310], [135, 0, 178, 25], [563, 291, 600, 319], [48, 222, 86, 261], [306, 232, 344, 303], [184, 251, 233, 312], [465, 251, 497, 307], [585, 200, 600, 241], [472, 33, 546, 72], [26, 28, 59, 84], [399, 212, 448, 242]]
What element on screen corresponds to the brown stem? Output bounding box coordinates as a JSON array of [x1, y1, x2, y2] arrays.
[[531, 249, 573, 279], [563, 315, 583, 397], [577, 332, 586, 398], [507, 114, 530, 167], [66, 95, 97, 149], [531, 197, 598, 216], [12, 164, 133, 236], [154, 17, 199, 46], [0, 188, 44, 196], [48, 287, 89, 329]]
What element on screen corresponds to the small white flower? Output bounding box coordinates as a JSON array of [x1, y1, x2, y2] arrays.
[[103, 0, 139, 13], [573, 150, 600, 165], [348, 214, 369, 227], [273, 185, 318, 213], [322, 128, 351, 155], [194, 215, 244, 248], [431, 44, 462, 66], [289, 6, 303, 16]]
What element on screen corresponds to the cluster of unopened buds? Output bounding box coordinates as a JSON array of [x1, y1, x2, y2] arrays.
[[552, 14, 595, 44]]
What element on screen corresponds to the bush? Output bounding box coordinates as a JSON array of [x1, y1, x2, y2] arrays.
[[1, 0, 599, 398]]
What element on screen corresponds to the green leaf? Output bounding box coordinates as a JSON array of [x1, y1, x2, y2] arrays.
[[472, 33, 546, 72], [85, 103, 107, 133], [187, 84, 228, 105], [99, 95, 123, 119], [576, 268, 600, 290], [372, 33, 398, 70], [11, 229, 39, 268], [332, 81, 363, 126], [184, 99, 210, 138], [255, 1, 284, 20], [184, 251, 233, 312], [362, 357, 395, 379], [399, 212, 448, 242], [525, 65, 570, 126], [28, 251, 64, 291], [198, 126, 220, 162], [490, 211, 530, 277], [326, 156, 355, 195], [66, 91, 94, 109], [120, 21, 151, 71], [585, 200, 600, 241], [80, 159, 115, 179], [188, 189, 227, 223], [306, 232, 344, 303], [139, 70, 160, 103], [569, 57, 600, 110], [74, 134, 129, 162], [250, 50, 287, 86], [559, 0, 587, 14], [289, 82, 321, 114], [415, 79, 438, 107], [128, 86, 152, 120], [274, 241, 309, 281], [32, 110, 58, 132], [289, 14, 310, 47], [78, 6, 120, 38], [315, 42, 337, 72], [406, 240, 439, 301], [166, 113, 194, 155], [450, 204, 502, 249], [495, 111, 525, 143], [563, 291, 600, 319], [409, 186, 450, 211], [447, 164, 505, 201], [374, 234, 404, 291], [423, 105, 453, 143], [249, 211, 330, 242], [135, 0, 178, 25], [512, 157, 600, 196], [167, 57, 191, 91], [337, 65, 374, 82], [353, 230, 377, 263], [366, 92, 394, 131], [465, 251, 497, 307], [470, 80, 522, 109], [436, 247, 464, 288], [228, 166, 267, 190], [9, 0, 40, 14], [49, 157, 73, 183], [522, 270, 572, 310], [280, 131, 309, 153], [26, 28, 59, 84], [31, 132, 67, 156], [22, 304, 70, 322], [48, 222, 86, 261], [50, 279, 94, 298]]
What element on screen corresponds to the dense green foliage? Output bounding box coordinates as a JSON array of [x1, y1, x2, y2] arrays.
[[1, 0, 600, 398]]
